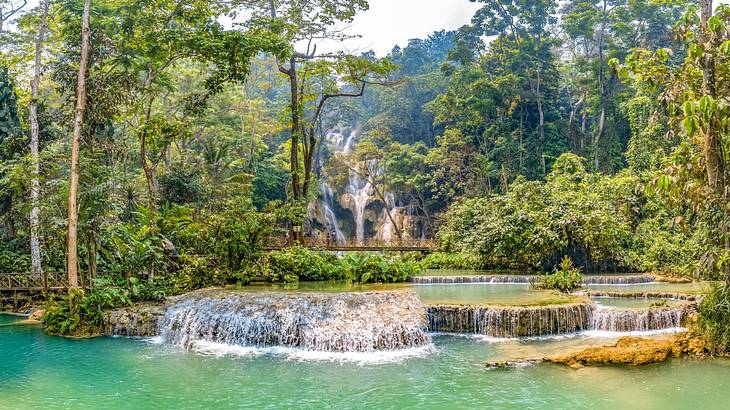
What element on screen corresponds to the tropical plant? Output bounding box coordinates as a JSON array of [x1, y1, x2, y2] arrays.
[[535, 256, 583, 293]]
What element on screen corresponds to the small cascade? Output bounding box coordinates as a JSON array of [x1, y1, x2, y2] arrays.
[[158, 289, 431, 353], [582, 275, 655, 285], [320, 182, 345, 244], [411, 275, 538, 284], [427, 303, 594, 337], [591, 306, 686, 332]]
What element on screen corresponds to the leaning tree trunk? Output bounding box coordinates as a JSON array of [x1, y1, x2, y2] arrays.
[[594, 0, 608, 172], [67, 0, 91, 289], [29, 0, 48, 287]]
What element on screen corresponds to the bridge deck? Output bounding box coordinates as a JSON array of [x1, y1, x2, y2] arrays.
[[264, 238, 437, 252], [264, 245, 433, 252]]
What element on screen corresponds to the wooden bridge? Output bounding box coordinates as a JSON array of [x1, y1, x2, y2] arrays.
[[263, 238, 438, 253], [0, 271, 69, 292]]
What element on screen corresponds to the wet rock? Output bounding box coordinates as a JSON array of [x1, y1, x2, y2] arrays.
[[547, 335, 711, 367], [28, 309, 45, 321], [103, 303, 165, 337]]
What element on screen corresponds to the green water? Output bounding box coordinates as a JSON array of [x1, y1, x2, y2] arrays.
[[412, 283, 578, 306], [2, 319, 729, 409]]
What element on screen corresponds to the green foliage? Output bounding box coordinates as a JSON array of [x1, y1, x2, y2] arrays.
[[0, 249, 31, 272], [438, 153, 662, 271], [535, 256, 583, 293], [265, 246, 345, 282], [44, 286, 131, 336], [420, 252, 483, 270], [698, 284, 730, 354], [342, 253, 421, 284], [264, 247, 420, 284]]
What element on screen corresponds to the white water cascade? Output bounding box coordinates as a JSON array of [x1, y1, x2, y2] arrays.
[[158, 289, 432, 353], [308, 125, 429, 244], [591, 306, 686, 332], [320, 182, 345, 244]]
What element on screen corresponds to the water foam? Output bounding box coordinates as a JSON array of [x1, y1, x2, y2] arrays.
[[158, 289, 432, 355]]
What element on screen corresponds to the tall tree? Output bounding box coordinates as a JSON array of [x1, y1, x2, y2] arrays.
[[67, 0, 91, 288], [29, 0, 49, 284]]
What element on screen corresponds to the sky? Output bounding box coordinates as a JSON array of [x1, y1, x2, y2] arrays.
[[332, 0, 482, 56]]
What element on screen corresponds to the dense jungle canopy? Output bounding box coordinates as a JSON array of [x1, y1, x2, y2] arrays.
[[1, 0, 730, 285]]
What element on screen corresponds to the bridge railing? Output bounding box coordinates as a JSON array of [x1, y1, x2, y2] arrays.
[[265, 236, 439, 250], [0, 272, 70, 291]]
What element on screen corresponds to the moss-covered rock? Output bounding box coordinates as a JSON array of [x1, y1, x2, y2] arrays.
[[549, 333, 710, 368]]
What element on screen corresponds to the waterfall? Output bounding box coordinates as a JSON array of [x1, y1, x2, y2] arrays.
[[591, 306, 686, 332], [411, 275, 538, 284], [158, 289, 431, 353], [582, 275, 655, 285], [426, 302, 690, 337], [375, 192, 397, 243], [320, 182, 345, 244], [412, 275, 654, 285], [426, 303, 594, 337], [345, 160, 374, 244]]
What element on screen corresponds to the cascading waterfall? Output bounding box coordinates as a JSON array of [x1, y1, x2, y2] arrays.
[[591, 306, 686, 332], [582, 275, 655, 285], [426, 303, 595, 337], [411, 275, 538, 284], [345, 160, 375, 244], [158, 289, 431, 353], [412, 275, 653, 285], [375, 192, 397, 243], [426, 302, 690, 337], [320, 182, 345, 244], [311, 126, 422, 243]]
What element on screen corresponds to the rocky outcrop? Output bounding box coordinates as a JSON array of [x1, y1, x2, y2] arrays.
[[548, 333, 710, 368], [102, 303, 165, 337]]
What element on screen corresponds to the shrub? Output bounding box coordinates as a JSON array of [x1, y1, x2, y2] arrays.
[[265, 246, 346, 282], [698, 284, 730, 354], [44, 286, 132, 336], [420, 252, 483, 270], [0, 250, 31, 272], [343, 253, 422, 283], [534, 256, 583, 293]]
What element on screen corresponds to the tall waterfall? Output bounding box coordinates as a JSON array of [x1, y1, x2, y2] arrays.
[[158, 289, 431, 353], [309, 126, 427, 243], [320, 182, 345, 244]]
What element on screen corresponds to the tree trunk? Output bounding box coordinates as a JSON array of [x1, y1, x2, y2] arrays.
[[287, 58, 301, 201], [67, 0, 91, 289], [699, 0, 724, 198], [284, 58, 303, 243], [594, 0, 607, 172], [535, 70, 546, 175], [29, 0, 48, 285]]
